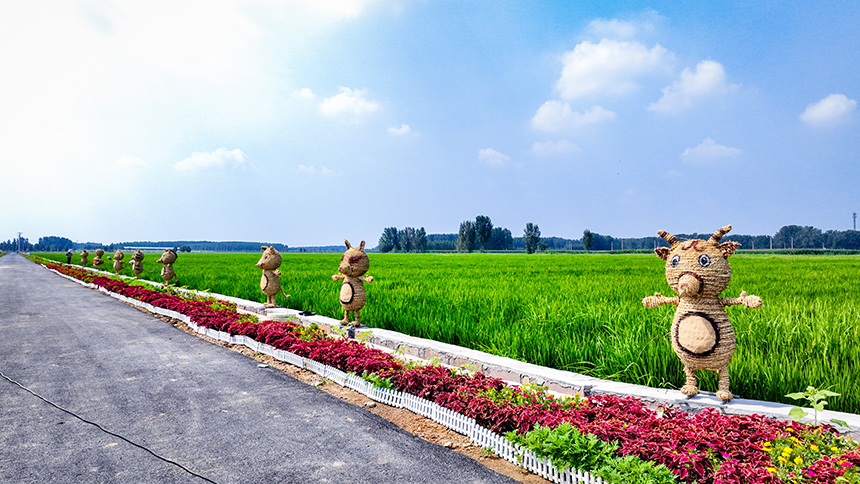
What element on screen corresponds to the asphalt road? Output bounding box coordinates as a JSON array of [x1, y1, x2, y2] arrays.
[[0, 253, 517, 484]]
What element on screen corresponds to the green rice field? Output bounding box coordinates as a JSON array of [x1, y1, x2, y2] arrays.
[[39, 251, 860, 414]]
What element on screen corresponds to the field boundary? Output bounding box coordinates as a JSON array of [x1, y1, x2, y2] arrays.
[[55, 262, 860, 437]]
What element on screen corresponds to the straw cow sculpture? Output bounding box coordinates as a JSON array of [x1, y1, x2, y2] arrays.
[[332, 240, 374, 327], [112, 249, 125, 275], [131, 249, 145, 277], [642, 225, 762, 402], [156, 249, 178, 286], [256, 246, 288, 308], [93, 249, 105, 269]]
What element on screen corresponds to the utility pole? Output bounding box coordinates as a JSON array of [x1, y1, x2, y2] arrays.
[[17, 232, 22, 253], [854, 212, 857, 231]]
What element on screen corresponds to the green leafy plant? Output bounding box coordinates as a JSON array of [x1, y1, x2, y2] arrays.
[[786, 386, 849, 427], [505, 422, 619, 473], [361, 370, 394, 389], [505, 423, 677, 484]]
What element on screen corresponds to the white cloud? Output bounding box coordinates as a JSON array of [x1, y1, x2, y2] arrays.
[[387, 124, 412, 136], [586, 12, 663, 40], [531, 140, 582, 156], [297, 164, 334, 175], [649, 60, 738, 113], [531, 102, 616, 132], [556, 39, 674, 100], [296, 87, 316, 99], [800, 94, 857, 127], [478, 148, 511, 167], [681, 138, 742, 162], [174, 148, 249, 171], [319, 87, 380, 120]]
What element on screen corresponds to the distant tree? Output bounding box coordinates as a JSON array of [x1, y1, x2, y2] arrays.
[[179, 245, 192, 253], [539, 242, 548, 252], [487, 227, 513, 251], [582, 229, 594, 252], [456, 220, 476, 253], [523, 223, 540, 254], [36, 236, 75, 252], [426, 233, 457, 251], [474, 215, 493, 252], [773, 225, 823, 249], [378, 227, 399, 253], [414, 227, 428, 252], [399, 227, 416, 253]]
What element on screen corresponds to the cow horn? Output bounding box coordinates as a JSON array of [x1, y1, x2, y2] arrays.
[[709, 225, 732, 244], [657, 230, 680, 248]]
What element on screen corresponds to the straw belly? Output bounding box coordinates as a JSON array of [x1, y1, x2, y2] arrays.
[[339, 280, 366, 311], [671, 301, 736, 370]]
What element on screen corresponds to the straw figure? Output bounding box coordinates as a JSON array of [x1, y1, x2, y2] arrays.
[[156, 249, 177, 286], [112, 249, 125, 275], [256, 246, 289, 308], [80, 249, 89, 266], [131, 249, 145, 277], [331, 240, 374, 327], [93, 249, 105, 270], [642, 225, 762, 402]]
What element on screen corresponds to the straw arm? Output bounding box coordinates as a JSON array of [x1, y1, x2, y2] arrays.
[[642, 293, 679, 308], [721, 291, 762, 308]]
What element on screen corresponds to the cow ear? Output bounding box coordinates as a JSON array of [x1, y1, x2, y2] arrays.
[[717, 241, 739, 258], [655, 247, 670, 261], [344, 239, 351, 249], [261, 246, 267, 251], [359, 240, 366, 251]]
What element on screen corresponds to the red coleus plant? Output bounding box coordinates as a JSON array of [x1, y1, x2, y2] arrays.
[[44, 259, 860, 484]]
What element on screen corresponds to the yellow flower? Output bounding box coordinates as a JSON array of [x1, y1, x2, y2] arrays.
[[786, 427, 794, 432], [778, 456, 787, 464], [810, 444, 819, 451], [782, 447, 793, 455], [766, 467, 777, 474], [831, 446, 839, 452], [794, 456, 803, 465], [790, 436, 801, 444]]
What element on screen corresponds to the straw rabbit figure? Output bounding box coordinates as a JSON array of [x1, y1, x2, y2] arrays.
[[80, 249, 89, 266], [642, 225, 762, 402], [332, 240, 373, 327]]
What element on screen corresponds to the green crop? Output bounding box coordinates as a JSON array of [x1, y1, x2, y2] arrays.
[[36, 251, 860, 413]]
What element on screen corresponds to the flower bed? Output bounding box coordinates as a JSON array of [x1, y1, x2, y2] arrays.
[[41, 259, 860, 484]]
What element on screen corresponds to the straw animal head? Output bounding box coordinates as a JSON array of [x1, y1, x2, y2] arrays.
[[132, 249, 144, 262], [95, 248, 105, 257], [256, 246, 282, 271], [157, 249, 177, 265], [114, 249, 124, 261], [80, 249, 89, 257], [338, 240, 369, 277], [654, 225, 739, 298]]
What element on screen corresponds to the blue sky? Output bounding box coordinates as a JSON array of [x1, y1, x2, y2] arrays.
[[2, 1, 857, 247]]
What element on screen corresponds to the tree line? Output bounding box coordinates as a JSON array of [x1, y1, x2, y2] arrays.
[[378, 222, 860, 253], [1, 237, 289, 253]]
